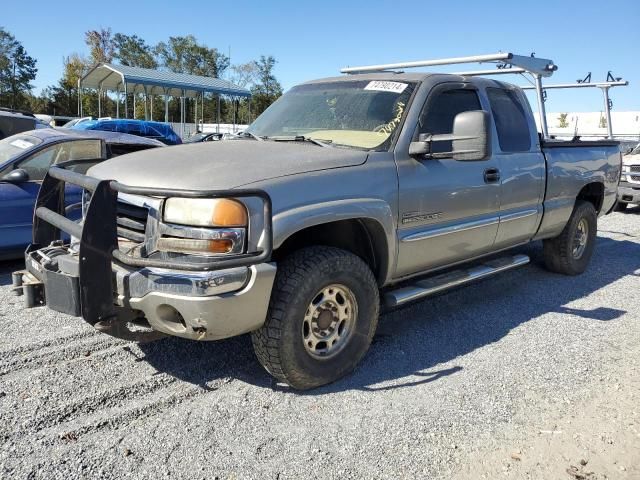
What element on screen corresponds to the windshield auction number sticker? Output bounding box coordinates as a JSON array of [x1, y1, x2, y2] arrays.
[[10, 139, 34, 149], [364, 81, 408, 93]]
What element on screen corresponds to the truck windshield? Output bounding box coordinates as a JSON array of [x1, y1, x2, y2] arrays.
[[246, 80, 416, 150]]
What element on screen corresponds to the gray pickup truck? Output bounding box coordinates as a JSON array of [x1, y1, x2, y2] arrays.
[[15, 70, 621, 389]]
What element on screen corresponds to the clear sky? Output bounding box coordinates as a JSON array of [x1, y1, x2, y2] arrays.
[[3, 0, 639, 113]]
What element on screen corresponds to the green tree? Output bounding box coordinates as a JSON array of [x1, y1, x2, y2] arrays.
[[0, 27, 37, 110], [42, 54, 95, 116], [85, 28, 115, 65], [113, 33, 158, 68], [155, 35, 229, 77], [250, 55, 282, 117], [558, 113, 569, 128]]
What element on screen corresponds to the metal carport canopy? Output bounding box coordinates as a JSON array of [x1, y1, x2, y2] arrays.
[[81, 63, 251, 98]]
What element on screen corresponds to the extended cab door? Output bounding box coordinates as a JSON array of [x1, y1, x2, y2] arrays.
[[394, 83, 501, 277], [484, 87, 545, 248]]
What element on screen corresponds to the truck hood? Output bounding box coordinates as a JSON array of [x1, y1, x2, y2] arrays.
[[88, 140, 368, 189]]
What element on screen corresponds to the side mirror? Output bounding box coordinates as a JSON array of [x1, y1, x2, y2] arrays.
[[408, 133, 431, 156], [451, 110, 491, 161], [409, 110, 492, 161], [2, 168, 30, 183]]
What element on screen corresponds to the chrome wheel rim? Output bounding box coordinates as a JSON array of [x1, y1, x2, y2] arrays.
[[572, 218, 589, 259], [302, 284, 357, 359]]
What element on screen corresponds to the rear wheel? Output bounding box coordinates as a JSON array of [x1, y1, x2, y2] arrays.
[[251, 246, 379, 390], [543, 200, 597, 275]]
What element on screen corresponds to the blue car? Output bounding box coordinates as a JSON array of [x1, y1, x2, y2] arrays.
[[0, 129, 164, 259], [72, 119, 182, 146]]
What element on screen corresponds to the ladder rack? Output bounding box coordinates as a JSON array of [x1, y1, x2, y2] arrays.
[[340, 52, 558, 138], [520, 80, 629, 139]]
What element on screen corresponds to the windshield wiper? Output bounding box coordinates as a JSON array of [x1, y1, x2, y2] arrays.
[[240, 131, 265, 141], [267, 135, 333, 148]]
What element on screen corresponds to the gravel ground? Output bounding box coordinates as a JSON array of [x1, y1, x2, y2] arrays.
[[1, 208, 639, 479]]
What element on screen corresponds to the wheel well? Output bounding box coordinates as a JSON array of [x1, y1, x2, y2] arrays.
[[577, 182, 604, 213], [273, 219, 389, 285]]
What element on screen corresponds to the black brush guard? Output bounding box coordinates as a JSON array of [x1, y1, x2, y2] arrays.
[[26, 166, 273, 332]]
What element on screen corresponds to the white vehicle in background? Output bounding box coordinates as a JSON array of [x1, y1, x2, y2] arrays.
[[60, 117, 94, 128], [616, 143, 640, 211]]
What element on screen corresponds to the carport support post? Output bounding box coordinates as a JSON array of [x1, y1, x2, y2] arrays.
[[600, 86, 614, 139], [194, 94, 198, 130], [180, 89, 185, 138], [115, 84, 120, 118], [124, 83, 128, 119], [201, 92, 204, 132], [98, 88, 102, 118], [143, 86, 148, 120], [150, 94, 153, 121], [133, 90, 136, 119], [164, 90, 169, 123], [78, 79, 83, 117], [217, 94, 220, 134]]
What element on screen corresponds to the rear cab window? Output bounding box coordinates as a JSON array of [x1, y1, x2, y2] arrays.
[[486, 88, 531, 152]]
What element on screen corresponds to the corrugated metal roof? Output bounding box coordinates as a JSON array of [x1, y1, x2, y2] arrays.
[[81, 63, 251, 98]]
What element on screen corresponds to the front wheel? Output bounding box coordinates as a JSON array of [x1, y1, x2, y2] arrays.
[[543, 200, 597, 275], [251, 246, 379, 390]]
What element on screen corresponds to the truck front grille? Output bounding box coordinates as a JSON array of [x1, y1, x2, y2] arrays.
[[630, 175, 640, 183], [630, 165, 640, 173], [116, 201, 149, 242]]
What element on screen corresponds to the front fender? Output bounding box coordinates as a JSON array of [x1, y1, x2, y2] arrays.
[[273, 198, 397, 284]]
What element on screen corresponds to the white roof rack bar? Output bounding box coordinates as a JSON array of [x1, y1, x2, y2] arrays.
[[452, 67, 526, 76], [520, 80, 629, 139], [520, 80, 628, 90], [340, 52, 557, 77]]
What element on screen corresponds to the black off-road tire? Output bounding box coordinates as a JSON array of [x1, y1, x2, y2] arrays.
[[542, 200, 597, 276], [614, 201, 628, 212], [251, 246, 380, 390]]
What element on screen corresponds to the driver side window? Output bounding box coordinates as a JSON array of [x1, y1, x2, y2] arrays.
[[15, 144, 62, 181], [418, 88, 481, 154]]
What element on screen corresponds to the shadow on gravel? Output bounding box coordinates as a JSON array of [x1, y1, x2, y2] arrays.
[[104, 235, 640, 394], [0, 260, 23, 287]]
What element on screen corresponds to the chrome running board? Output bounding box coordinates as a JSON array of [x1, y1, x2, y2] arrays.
[[384, 254, 530, 307]]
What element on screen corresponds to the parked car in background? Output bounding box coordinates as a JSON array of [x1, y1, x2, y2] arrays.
[[72, 119, 182, 145], [61, 117, 94, 128], [616, 142, 640, 211], [184, 132, 240, 143], [0, 108, 51, 140], [185, 132, 224, 143], [0, 129, 164, 259]]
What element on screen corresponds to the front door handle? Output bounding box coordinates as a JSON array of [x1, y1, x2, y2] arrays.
[[484, 168, 501, 184]]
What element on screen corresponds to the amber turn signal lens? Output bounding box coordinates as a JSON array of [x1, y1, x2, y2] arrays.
[[156, 238, 234, 255], [211, 199, 248, 227]]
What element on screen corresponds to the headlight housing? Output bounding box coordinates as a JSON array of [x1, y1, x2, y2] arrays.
[[159, 198, 248, 256], [163, 198, 248, 227]]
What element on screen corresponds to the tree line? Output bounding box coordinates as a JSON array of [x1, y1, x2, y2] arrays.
[[0, 26, 283, 124]]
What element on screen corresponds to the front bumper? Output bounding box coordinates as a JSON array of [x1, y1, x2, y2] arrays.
[[16, 166, 274, 341], [617, 181, 640, 204]]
